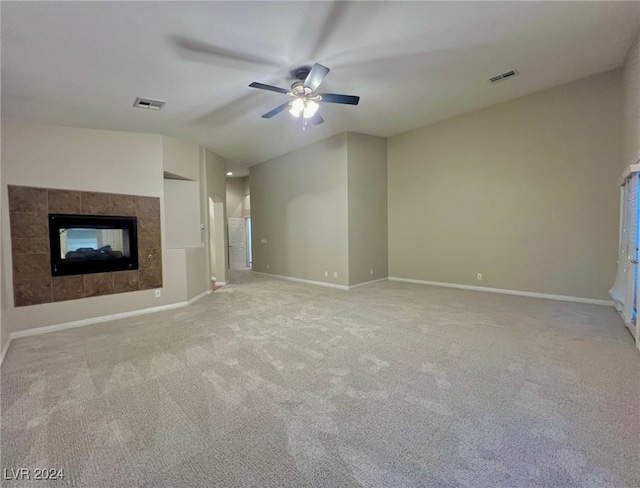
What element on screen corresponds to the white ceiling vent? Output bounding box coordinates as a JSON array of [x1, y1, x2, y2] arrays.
[[489, 70, 518, 84], [133, 97, 166, 110]]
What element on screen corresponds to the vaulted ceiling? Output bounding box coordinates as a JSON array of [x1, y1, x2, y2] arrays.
[[2, 1, 639, 176]]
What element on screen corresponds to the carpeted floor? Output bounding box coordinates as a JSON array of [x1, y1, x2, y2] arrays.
[[1, 270, 639, 487]]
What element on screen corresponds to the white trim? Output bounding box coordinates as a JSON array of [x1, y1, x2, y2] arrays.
[[214, 281, 227, 286], [618, 154, 640, 185], [252, 272, 389, 291], [187, 290, 212, 305], [1, 337, 11, 366], [388, 277, 614, 306], [348, 277, 388, 289], [9, 291, 212, 340], [252, 271, 350, 290]]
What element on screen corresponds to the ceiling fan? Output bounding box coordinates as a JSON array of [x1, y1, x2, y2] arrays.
[[249, 63, 359, 127]]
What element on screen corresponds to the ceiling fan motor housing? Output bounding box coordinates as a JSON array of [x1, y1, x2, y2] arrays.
[[292, 66, 311, 81], [290, 80, 314, 97]]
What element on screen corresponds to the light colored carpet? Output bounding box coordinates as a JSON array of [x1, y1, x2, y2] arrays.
[[1, 270, 639, 487]]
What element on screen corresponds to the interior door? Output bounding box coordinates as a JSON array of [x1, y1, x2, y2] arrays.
[[228, 217, 247, 269]]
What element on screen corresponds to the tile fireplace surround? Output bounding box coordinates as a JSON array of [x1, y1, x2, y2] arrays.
[[8, 185, 162, 307]]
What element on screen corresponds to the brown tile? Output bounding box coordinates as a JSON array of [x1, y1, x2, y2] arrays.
[[113, 270, 140, 293], [138, 246, 162, 290], [13, 254, 51, 282], [139, 266, 162, 289], [48, 189, 81, 214], [138, 215, 160, 238], [12, 238, 50, 255], [138, 234, 161, 250], [135, 196, 160, 219], [14, 279, 53, 306], [84, 273, 114, 297], [139, 248, 162, 271], [8, 185, 48, 213], [10, 212, 48, 239], [109, 194, 136, 216], [81, 192, 110, 215], [52, 275, 85, 302]]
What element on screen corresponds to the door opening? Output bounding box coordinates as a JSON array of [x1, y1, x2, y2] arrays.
[[246, 217, 252, 268], [228, 217, 247, 269]]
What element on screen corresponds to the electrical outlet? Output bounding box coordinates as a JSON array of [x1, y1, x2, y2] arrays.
[[477, 273, 482, 280], [155, 289, 161, 298], [266, 264, 270, 270], [370, 268, 374, 275], [261, 238, 267, 244], [333, 272, 338, 278], [324, 271, 328, 277]]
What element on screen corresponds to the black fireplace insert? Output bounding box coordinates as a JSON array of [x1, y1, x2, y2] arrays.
[[49, 214, 138, 276]]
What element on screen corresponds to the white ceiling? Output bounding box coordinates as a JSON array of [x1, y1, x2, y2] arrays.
[[2, 1, 639, 176]]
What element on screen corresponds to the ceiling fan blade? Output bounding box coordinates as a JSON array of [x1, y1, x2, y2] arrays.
[[249, 82, 290, 95], [171, 36, 282, 68], [310, 113, 324, 125], [303, 63, 330, 91], [261, 102, 291, 119], [319, 93, 360, 105]]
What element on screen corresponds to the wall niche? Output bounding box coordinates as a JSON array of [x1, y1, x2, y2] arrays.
[[8, 185, 162, 307]]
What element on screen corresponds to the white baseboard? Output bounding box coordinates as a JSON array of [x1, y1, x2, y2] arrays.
[[349, 277, 388, 289], [1, 337, 11, 366], [252, 272, 389, 291], [187, 290, 212, 305], [388, 277, 614, 306], [252, 271, 350, 290], [9, 290, 212, 341]]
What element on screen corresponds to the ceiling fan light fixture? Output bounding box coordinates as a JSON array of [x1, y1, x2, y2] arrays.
[[289, 98, 319, 119], [289, 97, 305, 116], [303, 100, 319, 118]]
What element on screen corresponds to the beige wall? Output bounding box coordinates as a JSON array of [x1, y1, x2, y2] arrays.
[[164, 179, 201, 249], [347, 133, 388, 285], [185, 247, 208, 300], [226, 177, 245, 219], [202, 148, 228, 283], [162, 136, 200, 181], [161, 137, 209, 301], [243, 176, 251, 218], [623, 23, 640, 169], [388, 70, 623, 301], [243, 176, 250, 197], [250, 134, 350, 286], [1, 123, 216, 337]]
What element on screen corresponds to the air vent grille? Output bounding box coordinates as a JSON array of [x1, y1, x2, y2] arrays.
[[489, 70, 518, 84], [133, 97, 166, 110]]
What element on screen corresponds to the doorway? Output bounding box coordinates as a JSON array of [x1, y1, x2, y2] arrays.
[[228, 217, 247, 269], [208, 197, 226, 284], [246, 217, 252, 268]]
